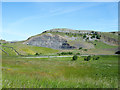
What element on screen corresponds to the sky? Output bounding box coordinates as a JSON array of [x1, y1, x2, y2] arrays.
[[1, 2, 118, 41]]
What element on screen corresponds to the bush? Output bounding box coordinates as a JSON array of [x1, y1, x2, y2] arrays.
[[83, 34, 86, 39], [84, 57, 87, 61], [95, 57, 100, 60], [96, 35, 100, 39], [91, 35, 95, 38], [60, 52, 73, 55], [84, 56, 91, 61], [35, 53, 39, 55], [68, 52, 73, 55], [76, 53, 80, 55], [72, 55, 78, 61], [93, 56, 100, 60], [84, 49, 88, 51], [79, 47, 82, 50], [87, 56, 91, 61]]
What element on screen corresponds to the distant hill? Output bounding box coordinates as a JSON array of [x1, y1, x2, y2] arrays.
[[23, 28, 119, 50]]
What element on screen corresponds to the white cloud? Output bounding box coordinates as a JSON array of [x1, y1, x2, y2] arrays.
[[49, 3, 102, 16]]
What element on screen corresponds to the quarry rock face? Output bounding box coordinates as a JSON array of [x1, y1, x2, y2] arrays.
[[23, 33, 76, 49]]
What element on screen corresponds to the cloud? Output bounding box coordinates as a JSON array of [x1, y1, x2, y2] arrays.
[[49, 3, 102, 16]]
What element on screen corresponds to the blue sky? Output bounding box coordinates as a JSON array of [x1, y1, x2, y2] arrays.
[[1, 2, 118, 41]]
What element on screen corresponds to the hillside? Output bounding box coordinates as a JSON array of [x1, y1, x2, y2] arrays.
[[23, 28, 118, 49], [0, 28, 119, 56], [0, 42, 59, 56]]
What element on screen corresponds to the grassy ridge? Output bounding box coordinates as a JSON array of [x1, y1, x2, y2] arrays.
[[2, 55, 118, 88]]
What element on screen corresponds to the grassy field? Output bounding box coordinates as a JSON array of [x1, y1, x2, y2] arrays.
[[2, 55, 118, 88]]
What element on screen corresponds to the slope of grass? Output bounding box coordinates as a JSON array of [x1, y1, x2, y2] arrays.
[[91, 40, 117, 49], [1, 43, 59, 56], [101, 32, 118, 40], [1, 46, 16, 56], [2, 55, 118, 88]]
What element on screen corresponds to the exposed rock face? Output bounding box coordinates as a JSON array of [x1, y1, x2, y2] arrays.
[[23, 33, 76, 49]]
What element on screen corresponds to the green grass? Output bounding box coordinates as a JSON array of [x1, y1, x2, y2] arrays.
[[1, 43, 59, 56], [2, 55, 118, 88], [101, 32, 118, 40], [91, 40, 117, 49]]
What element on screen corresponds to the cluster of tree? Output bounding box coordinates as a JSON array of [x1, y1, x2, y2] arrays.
[[58, 52, 73, 55], [35, 53, 42, 56], [82, 31, 101, 40], [65, 32, 82, 37], [72, 55, 100, 61], [84, 55, 100, 61], [91, 31, 101, 39]]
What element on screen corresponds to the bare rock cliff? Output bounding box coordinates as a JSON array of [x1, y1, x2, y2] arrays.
[[23, 33, 76, 49]]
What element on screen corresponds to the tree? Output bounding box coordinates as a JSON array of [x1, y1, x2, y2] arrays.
[[83, 34, 86, 39], [87, 56, 91, 61], [91, 31, 94, 34], [95, 57, 100, 60], [84, 56, 91, 61], [72, 55, 78, 61], [35, 53, 39, 55], [96, 35, 100, 39], [91, 34, 95, 38]]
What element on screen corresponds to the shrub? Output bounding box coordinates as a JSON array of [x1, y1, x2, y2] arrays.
[[76, 53, 80, 55], [79, 47, 82, 50], [84, 57, 87, 61], [87, 56, 91, 61], [93, 56, 100, 60], [91, 31, 94, 33], [96, 35, 100, 39], [68, 52, 73, 55], [35, 53, 39, 55], [84, 49, 88, 51], [91, 35, 95, 38], [84, 56, 91, 61], [60, 52, 73, 55], [83, 34, 86, 39], [72, 55, 78, 61], [95, 57, 100, 60]]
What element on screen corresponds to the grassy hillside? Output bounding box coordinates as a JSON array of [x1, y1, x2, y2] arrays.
[[0, 29, 118, 56], [2, 55, 118, 88], [101, 32, 118, 40], [1, 43, 59, 56]]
